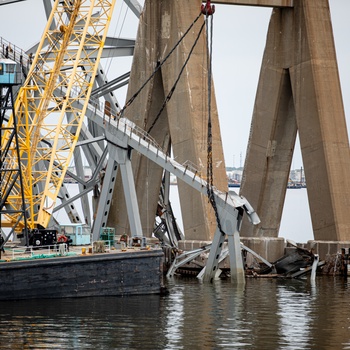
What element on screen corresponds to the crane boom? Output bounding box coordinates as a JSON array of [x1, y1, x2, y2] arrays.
[[1, 0, 116, 231]]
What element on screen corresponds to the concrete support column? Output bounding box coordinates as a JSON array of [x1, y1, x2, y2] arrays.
[[108, 0, 228, 240], [241, 67, 297, 237], [241, 0, 350, 241]]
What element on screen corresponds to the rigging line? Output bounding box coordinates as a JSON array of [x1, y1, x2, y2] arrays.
[[206, 15, 213, 189], [201, 33, 207, 151], [205, 12, 225, 235], [147, 21, 206, 135], [119, 11, 203, 117]]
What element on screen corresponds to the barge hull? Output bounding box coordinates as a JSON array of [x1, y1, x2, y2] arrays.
[[0, 250, 164, 300]]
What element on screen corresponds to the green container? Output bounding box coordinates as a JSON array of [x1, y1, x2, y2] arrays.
[[99, 227, 115, 246]]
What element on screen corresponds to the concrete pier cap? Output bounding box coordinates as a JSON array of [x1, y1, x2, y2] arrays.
[[240, 237, 285, 262], [307, 240, 350, 261]]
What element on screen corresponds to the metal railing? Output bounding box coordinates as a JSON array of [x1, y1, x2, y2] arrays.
[[0, 37, 31, 67], [3, 244, 70, 261], [102, 106, 207, 184]]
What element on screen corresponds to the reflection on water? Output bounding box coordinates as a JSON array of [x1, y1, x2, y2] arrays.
[[165, 284, 185, 348], [277, 282, 314, 349], [0, 277, 349, 349]]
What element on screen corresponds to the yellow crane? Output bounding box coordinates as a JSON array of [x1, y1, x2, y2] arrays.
[[1, 0, 116, 233]]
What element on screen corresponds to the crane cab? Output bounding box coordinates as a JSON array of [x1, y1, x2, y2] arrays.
[[0, 58, 17, 84]]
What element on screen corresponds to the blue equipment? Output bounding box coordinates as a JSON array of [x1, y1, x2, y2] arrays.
[[0, 58, 17, 84]]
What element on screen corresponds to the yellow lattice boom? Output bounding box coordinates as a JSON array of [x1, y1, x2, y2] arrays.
[[1, 0, 116, 231]]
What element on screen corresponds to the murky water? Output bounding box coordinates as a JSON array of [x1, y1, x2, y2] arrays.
[[0, 276, 349, 349]]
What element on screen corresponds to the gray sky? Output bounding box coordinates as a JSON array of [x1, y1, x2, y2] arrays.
[[0, 0, 349, 170]]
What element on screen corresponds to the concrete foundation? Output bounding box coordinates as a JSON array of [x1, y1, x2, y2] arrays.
[[178, 238, 350, 267], [178, 240, 212, 252], [241, 237, 285, 262], [307, 240, 350, 261]]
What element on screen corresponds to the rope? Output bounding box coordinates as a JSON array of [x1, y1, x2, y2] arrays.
[[119, 11, 203, 117], [147, 20, 206, 134]]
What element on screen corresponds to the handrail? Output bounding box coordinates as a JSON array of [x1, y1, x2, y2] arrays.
[[104, 109, 260, 225], [3, 244, 70, 261], [0, 36, 31, 67], [102, 111, 209, 185]]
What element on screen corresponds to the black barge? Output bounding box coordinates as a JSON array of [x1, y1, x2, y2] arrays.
[[0, 248, 164, 300]]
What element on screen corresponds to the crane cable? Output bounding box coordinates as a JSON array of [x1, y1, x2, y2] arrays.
[[147, 20, 205, 134], [203, 2, 225, 235], [118, 11, 203, 118]]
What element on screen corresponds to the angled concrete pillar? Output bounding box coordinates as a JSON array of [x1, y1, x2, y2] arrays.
[[107, 0, 227, 240], [241, 0, 350, 241]]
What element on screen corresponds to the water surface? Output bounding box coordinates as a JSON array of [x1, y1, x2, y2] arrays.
[[0, 277, 349, 349]]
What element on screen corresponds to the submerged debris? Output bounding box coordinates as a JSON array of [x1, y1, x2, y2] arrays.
[[274, 245, 314, 275], [167, 239, 326, 280], [320, 248, 349, 276], [245, 240, 322, 278]]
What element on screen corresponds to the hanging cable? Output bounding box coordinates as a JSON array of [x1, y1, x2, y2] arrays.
[[147, 21, 206, 134], [118, 11, 203, 117], [203, 2, 225, 235]]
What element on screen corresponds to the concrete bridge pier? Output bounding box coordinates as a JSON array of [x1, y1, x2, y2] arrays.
[[107, 0, 227, 241], [240, 0, 350, 242]]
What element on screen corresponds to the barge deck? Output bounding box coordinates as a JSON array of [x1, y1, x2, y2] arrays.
[[0, 244, 164, 300]]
